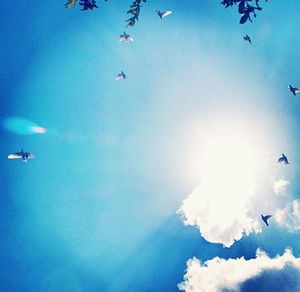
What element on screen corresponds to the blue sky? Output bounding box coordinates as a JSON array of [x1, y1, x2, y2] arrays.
[[1, 1, 300, 291]]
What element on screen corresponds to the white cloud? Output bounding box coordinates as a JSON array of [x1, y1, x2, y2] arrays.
[[275, 200, 300, 232], [273, 179, 290, 196], [178, 249, 300, 292], [176, 130, 264, 247], [177, 184, 261, 248]]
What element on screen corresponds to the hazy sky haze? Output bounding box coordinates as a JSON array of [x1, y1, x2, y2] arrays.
[[2, 1, 300, 291]]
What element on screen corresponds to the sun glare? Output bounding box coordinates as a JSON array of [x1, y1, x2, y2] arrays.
[[201, 128, 258, 182], [208, 135, 254, 206], [177, 123, 271, 246], [192, 125, 265, 226]]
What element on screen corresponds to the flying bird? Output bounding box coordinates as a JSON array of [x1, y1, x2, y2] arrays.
[[156, 10, 172, 19], [288, 85, 300, 96], [243, 34, 252, 45], [8, 149, 34, 162], [261, 214, 272, 226], [119, 32, 134, 42], [278, 153, 289, 165], [115, 71, 127, 80]]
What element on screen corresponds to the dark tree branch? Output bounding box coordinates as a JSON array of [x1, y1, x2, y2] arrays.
[[64, 0, 268, 25], [65, 0, 107, 11], [220, 0, 268, 24], [125, 0, 147, 28]]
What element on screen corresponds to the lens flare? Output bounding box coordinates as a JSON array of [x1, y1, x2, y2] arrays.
[[31, 126, 47, 134], [3, 117, 47, 135]]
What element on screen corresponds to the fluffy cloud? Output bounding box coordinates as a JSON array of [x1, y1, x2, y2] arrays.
[[275, 200, 300, 232], [177, 183, 261, 247], [176, 128, 269, 247], [273, 179, 290, 196], [178, 249, 300, 292]]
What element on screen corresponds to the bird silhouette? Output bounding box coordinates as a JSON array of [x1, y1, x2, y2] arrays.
[[156, 10, 172, 19], [278, 153, 289, 165], [115, 71, 127, 80], [119, 32, 134, 42], [243, 34, 252, 45], [8, 149, 34, 162], [261, 214, 272, 226], [288, 85, 300, 96]]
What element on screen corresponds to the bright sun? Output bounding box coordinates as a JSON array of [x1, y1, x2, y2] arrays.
[[177, 123, 274, 247], [201, 127, 259, 184], [200, 128, 258, 220]]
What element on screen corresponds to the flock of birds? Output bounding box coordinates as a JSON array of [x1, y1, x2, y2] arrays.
[[7, 8, 300, 230], [7, 9, 173, 160], [261, 153, 289, 226], [243, 34, 300, 96], [115, 10, 172, 80], [242, 34, 299, 227]]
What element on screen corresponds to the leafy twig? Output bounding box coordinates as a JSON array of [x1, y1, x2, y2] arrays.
[[221, 0, 268, 24], [65, 0, 107, 11], [125, 0, 147, 28], [65, 0, 77, 9]]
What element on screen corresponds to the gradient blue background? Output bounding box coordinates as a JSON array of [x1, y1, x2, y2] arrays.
[[1, 1, 300, 291]]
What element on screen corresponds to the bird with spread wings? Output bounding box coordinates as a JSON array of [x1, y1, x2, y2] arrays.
[[8, 149, 34, 163], [278, 154, 289, 165], [289, 85, 300, 96], [261, 214, 272, 226], [156, 10, 172, 19]]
